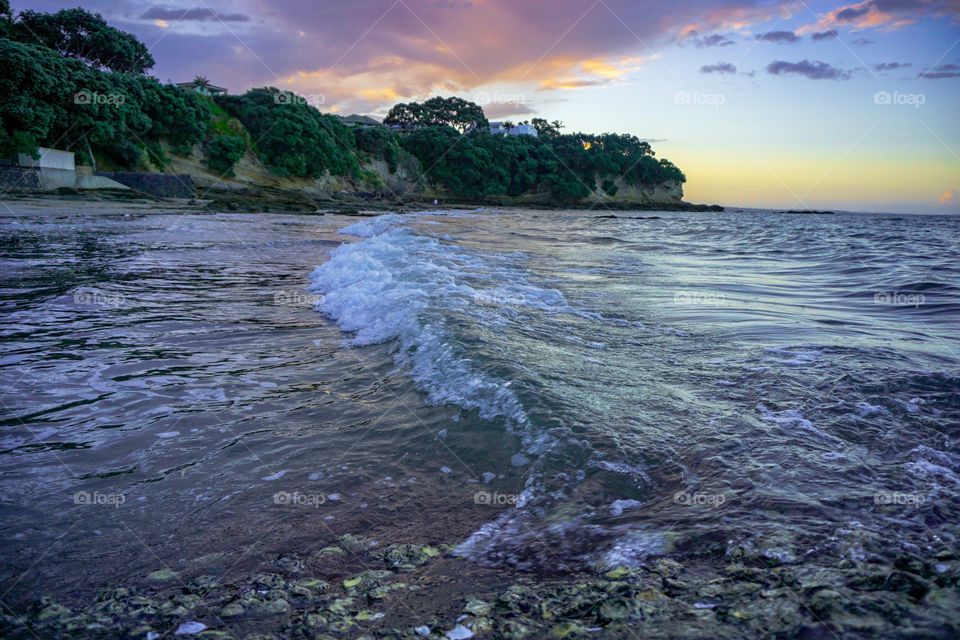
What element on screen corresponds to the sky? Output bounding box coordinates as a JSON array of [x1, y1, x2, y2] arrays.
[[17, 0, 960, 213]]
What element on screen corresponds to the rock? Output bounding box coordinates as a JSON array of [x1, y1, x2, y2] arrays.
[[807, 589, 845, 617], [339, 534, 375, 553], [414, 625, 431, 636], [652, 559, 683, 577], [36, 601, 71, 622], [219, 603, 245, 618], [343, 570, 393, 592], [885, 571, 932, 600], [598, 598, 631, 621], [446, 625, 474, 639], [289, 578, 329, 598], [662, 577, 690, 595], [463, 598, 493, 617], [273, 555, 305, 575], [501, 620, 534, 638], [317, 546, 345, 556], [549, 621, 586, 638], [354, 610, 385, 621], [146, 568, 178, 582], [258, 599, 291, 615], [174, 621, 207, 635], [328, 597, 356, 616], [894, 554, 931, 578], [96, 587, 130, 601], [253, 574, 286, 590], [381, 543, 442, 570]]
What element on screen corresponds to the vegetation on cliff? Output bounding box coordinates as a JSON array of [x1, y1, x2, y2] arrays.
[[0, 3, 685, 204]]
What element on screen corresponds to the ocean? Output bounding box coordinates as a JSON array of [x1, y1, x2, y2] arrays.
[[1, 203, 958, 636]]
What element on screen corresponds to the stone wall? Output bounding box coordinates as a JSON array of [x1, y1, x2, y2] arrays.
[[94, 172, 195, 198], [0, 167, 41, 190]]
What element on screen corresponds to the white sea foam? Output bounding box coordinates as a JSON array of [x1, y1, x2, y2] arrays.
[[310, 214, 569, 455], [756, 403, 842, 443]]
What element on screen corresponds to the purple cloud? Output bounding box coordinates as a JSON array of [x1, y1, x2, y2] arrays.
[[140, 6, 250, 22], [873, 61, 911, 71], [766, 60, 852, 80], [756, 30, 800, 43], [811, 30, 839, 40], [700, 62, 738, 74], [919, 61, 960, 79], [693, 33, 736, 47]]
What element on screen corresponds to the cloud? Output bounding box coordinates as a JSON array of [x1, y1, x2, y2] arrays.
[[811, 29, 839, 40], [803, 0, 960, 33], [873, 61, 911, 70], [61, 0, 914, 113], [756, 30, 800, 43], [941, 188, 959, 205], [700, 62, 738, 74], [853, 37, 876, 45], [766, 59, 852, 79], [919, 60, 960, 78], [140, 6, 251, 22], [691, 33, 736, 47]]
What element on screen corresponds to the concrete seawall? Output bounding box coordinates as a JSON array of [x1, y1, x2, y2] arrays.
[[94, 173, 194, 199]]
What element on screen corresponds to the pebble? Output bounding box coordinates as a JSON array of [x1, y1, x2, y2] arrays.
[[174, 621, 206, 635]]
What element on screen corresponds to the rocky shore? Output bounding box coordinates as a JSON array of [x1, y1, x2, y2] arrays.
[[1, 186, 722, 216], [2, 532, 957, 639]]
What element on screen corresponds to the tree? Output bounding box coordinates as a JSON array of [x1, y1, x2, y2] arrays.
[[531, 118, 563, 137], [216, 87, 358, 178], [12, 8, 155, 74], [384, 96, 488, 133]]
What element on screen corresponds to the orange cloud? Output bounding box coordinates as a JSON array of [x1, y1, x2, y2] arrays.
[[940, 188, 959, 205], [800, 0, 960, 33]]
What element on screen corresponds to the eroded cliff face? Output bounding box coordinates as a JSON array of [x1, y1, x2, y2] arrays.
[[590, 178, 684, 204], [156, 141, 685, 207]]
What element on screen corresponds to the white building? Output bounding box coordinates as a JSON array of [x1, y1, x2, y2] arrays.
[[18, 147, 76, 171], [489, 122, 538, 137]]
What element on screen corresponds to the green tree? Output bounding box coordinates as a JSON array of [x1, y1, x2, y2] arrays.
[[204, 135, 247, 176], [216, 87, 358, 178], [384, 96, 488, 133], [12, 8, 155, 74]]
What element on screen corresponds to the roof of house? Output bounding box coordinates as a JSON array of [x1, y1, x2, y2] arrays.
[[337, 114, 384, 126], [176, 81, 228, 92]]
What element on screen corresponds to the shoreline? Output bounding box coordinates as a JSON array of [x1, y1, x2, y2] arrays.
[[0, 187, 724, 215]]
